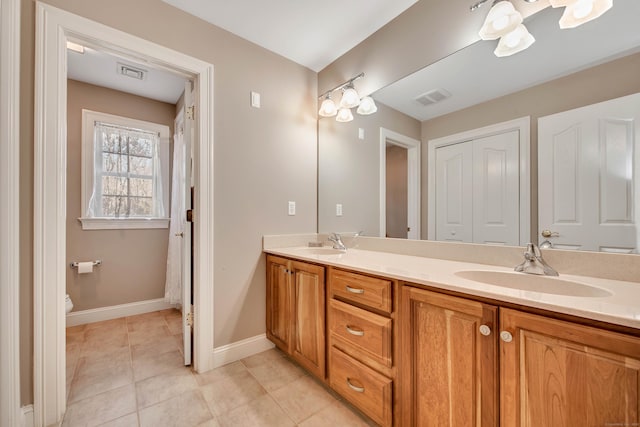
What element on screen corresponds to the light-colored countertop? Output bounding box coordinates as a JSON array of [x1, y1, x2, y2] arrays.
[[265, 246, 640, 330]]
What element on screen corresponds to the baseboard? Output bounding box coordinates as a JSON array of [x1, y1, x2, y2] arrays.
[[65, 298, 175, 327], [21, 405, 33, 427], [212, 334, 275, 368]]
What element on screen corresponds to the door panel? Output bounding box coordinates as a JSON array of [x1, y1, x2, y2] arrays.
[[472, 130, 520, 245], [435, 142, 473, 242], [182, 82, 193, 365], [266, 257, 290, 352], [539, 93, 640, 253]]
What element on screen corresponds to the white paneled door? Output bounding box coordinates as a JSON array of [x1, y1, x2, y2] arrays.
[[539, 93, 640, 253], [435, 130, 520, 245]]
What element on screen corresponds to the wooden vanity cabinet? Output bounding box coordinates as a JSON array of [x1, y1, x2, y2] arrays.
[[400, 284, 640, 427], [500, 308, 640, 426], [328, 268, 397, 427], [399, 286, 498, 427], [266, 255, 325, 379]]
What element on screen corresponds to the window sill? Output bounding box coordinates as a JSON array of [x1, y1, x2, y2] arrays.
[[78, 217, 170, 230]]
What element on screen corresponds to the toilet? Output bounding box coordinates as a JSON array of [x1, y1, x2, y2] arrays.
[[65, 294, 73, 314]]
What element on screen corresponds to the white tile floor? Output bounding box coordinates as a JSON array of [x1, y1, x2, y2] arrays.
[[65, 309, 375, 426]]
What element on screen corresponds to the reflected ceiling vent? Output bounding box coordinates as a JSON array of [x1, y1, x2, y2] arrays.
[[117, 63, 147, 80], [415, 89, 451, 106]]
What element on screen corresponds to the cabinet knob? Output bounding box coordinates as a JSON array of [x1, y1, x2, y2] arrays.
[[346, 378, 365, 393], [479, 324, 492, 336], [345, 286, 365, 294], [345, 325, 365, 337], [500, 331, 513, 343]]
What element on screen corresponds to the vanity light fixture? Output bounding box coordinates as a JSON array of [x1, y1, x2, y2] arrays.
[[336, 107, 354, 123], [549, 0, 613, 29], [478, 1, 523, 40], [474, 0, 535, 57], [318, 94, 338, 117], [494, 24, 536, 57], [357, 96, 378, 115], [318, 72, 378, 122]]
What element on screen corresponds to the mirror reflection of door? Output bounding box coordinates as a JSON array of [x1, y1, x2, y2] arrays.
[[386, 143, 409, 238], [538, 92, 640, 253]]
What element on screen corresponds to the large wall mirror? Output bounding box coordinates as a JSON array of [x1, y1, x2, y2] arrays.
[[318, 0, 640, 253]]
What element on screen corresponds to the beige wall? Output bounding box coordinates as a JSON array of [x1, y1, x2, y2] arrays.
[[385, 145, 408, 238], [420, 52, 640, 240], [66, 79, 176, 311], [318, 101, 420, 235], [20, 0, 317, 404]]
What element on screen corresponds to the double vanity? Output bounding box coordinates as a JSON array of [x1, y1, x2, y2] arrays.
[[264, 236, 640, 426]]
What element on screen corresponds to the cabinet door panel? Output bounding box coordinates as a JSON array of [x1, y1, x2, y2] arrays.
[[266, 256, 290, 351], [400, 286, 498, 427], [291, 260, 325, 379], [501, 308, 640, 427]]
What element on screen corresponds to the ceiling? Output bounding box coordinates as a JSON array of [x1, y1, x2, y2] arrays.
[[67, 47, 187, 104], [160, 0, 418, 72], [374, 0, 640, 121]]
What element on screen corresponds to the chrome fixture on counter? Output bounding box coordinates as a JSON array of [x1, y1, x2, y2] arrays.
[[328, 232, 347, 251], [514, 243, 559, 276]]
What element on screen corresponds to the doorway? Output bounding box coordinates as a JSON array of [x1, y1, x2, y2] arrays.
[[34, 4, 214, 425], [379, 128, 421, 239]]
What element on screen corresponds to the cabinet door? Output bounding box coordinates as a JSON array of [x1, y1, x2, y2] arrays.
[[500, 308, 640, 427], [265, 255, 291, 352], [400, 286, 498, 427], [290, 260, 326, 379]]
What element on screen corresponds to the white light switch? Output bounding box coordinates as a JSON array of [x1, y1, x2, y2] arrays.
[[251, 91, 261, 108], [336, 203, 343, 216], [358, 128, 365, 140], [288, 201, 296, 215]]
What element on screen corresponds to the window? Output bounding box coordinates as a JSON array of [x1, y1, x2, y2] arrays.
[[80, 110, 170, 230]]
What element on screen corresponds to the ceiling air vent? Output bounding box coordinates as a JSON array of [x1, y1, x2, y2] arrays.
[[117, 62, 147, 80], [415, 88, 451, 106]]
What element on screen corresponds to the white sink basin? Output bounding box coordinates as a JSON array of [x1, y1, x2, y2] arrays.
[[455, 270, 612, 298], [299, 247, 346, 255]]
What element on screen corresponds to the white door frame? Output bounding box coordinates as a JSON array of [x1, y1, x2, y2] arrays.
[[427, 116, 531, 244], [0, 0, 22, 424], [379, 128, 421, 239], [34, 3, 215, 425]]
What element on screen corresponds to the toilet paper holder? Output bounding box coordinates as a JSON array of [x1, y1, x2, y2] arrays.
[[70, 260, 102, 269]]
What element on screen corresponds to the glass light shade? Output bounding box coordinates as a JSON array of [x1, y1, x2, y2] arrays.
[[318, 97, 337, 117], [494, 24, 535, 57], [339, 87, 361, 108], [479, 1, 523, 40], [356, 96, 378, 115], [336, 108, 354, 122], [553, 0, 613, 29]]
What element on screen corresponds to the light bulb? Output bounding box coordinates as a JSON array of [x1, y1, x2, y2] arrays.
[[339, 87, 360, 109], [504, 29, 521, 48], [573, 0, 594, 19], [336, 108, 354, 122], [492, 15, 510, 31]]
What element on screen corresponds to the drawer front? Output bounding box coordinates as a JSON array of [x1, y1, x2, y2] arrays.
[[329, 299, 392, 367], [329, 346, 393, 427], [330, 269, 392, 313]]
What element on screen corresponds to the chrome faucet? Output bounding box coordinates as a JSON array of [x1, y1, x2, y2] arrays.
[[514, 243, 559, 276], [328, 232, 347, 251]]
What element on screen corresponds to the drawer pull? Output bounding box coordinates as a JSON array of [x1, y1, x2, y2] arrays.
[[345, 325, 365, 337], [346, 378, 365, 393], [345, 286, 365, 294]]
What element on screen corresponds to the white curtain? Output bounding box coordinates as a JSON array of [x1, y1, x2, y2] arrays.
[[165, 130, 185, 304]]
